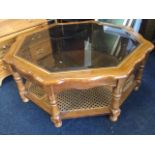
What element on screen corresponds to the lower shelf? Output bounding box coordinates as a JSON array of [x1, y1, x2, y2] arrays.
[[26, 82, 112, 119], [25, 79, 136, 119]]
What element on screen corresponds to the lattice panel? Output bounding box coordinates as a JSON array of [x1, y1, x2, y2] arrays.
[[28, 82, 112, 113], [43, 87, 112, 112], [56, 87, 112, 112], [28, 82, 45, 98]]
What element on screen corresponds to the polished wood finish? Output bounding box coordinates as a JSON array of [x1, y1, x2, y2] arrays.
[[0, 39, 15, 86], [9, 65, 29, 102], [47, 86, 62, 127], [0, 19, 47, 38], [4, 21, 154, 128], [110, 78, 126, 122], [134, 58, 147, 91], [0, 19, 48, 86]]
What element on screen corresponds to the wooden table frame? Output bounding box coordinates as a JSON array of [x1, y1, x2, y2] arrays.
[[4, 21, 154, 128]]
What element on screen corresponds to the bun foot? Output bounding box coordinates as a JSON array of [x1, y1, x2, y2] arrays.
[[110, 115, 118, 122], [50, 116, 62, 128], [0, 79, 2, 87], [134, 86, 140, 91], [23, 98, 29, 103], [109, 109, 121, 122]]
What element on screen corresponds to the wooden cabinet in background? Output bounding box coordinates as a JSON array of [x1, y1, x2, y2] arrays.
[[0, 19, 49, 86]]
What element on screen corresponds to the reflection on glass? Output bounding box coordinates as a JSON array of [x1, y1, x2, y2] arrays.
[[17, 23, 139, 72]]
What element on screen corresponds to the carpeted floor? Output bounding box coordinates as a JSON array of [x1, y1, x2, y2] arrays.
[[0, 52, 155, 135]]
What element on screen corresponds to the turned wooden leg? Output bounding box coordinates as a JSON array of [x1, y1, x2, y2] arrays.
[[12, 72, 29, 103], [134, 60, 145, 91], [48, 86, 62, 128], [8, 65, 29, 102], [110, 78, 126, 122]]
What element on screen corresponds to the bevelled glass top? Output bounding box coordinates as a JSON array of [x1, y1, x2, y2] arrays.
[[16, 22, 139, 72]]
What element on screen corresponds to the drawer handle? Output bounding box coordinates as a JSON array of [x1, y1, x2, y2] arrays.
[[31, 34, 42, 41], [2, 66, 7, 70], [36, 48, 45, 55]]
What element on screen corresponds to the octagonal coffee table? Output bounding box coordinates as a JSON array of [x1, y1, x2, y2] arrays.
[[4, 21, 154, 127]]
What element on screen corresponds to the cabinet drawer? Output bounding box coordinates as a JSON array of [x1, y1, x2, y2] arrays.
[[29, 39, 52, 61], [29, 30, 51, 46], [0, 64, 8, 73], [0, 39, 15, 59]]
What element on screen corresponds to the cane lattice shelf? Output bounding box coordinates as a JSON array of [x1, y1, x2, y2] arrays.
[[26, 81, 112, 118], [4, 21, 154, 127], [25, 73, 136, 120]]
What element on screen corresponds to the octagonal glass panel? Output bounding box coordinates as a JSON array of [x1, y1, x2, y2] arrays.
[[16, 22, 139, 72]]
